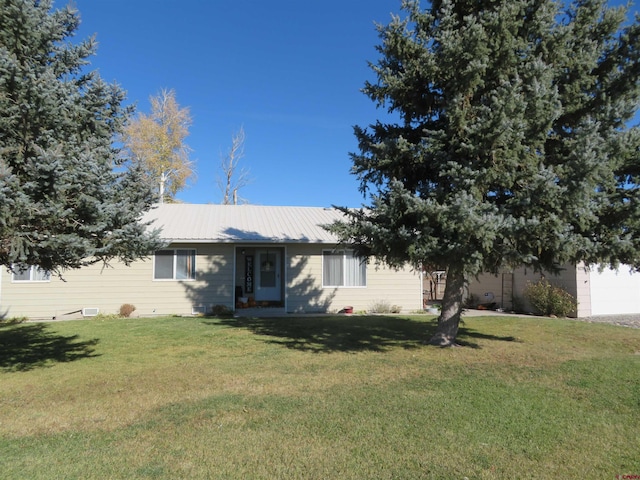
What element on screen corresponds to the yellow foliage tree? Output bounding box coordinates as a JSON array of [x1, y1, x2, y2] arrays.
[[123, 89, 193, 203]]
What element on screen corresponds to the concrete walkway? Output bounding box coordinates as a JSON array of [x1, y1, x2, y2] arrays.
[[233, 307, 640, 329], [463, 309, 640, 328]]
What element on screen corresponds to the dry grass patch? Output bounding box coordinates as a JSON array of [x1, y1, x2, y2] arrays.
[[1, 314, 639, 479]]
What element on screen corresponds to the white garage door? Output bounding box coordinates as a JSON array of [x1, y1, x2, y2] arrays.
[[589, 265, 640, 315]]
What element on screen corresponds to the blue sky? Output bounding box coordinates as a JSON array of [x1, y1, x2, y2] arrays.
[[68, 0, 399, 207], [66, 1, 637, 207]]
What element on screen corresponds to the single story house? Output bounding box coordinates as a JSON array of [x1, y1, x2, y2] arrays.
[[0, 204, 423, 320], [468, 263, 640, 317]]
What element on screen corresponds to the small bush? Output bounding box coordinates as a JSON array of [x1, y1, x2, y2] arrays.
[[524, 280, 577, 317], [119, 304, 136, 318], [0, 316, 28, 325], [210, 305, 233, 317], [369, 301, 401, 314]]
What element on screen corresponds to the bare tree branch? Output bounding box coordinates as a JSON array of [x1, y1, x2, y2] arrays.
[[217, 126, 251, 204]]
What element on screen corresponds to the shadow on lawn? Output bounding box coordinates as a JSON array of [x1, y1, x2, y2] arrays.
[[0, 322, 100, 372], [215, 316, 520, 353], [455, 327, 523, 349]]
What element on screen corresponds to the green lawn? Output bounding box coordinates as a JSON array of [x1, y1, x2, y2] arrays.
[[1, 314, 638, 479]]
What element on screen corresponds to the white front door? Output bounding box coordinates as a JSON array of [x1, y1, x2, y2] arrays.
[[255, 250, 281, 302]]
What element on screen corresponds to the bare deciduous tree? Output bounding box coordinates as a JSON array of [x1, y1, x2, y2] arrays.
[[218, 126, 251, 205]]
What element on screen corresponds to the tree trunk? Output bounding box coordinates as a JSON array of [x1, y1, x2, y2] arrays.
[[429, 263, 466, 347], [159, 171, 167, 204]]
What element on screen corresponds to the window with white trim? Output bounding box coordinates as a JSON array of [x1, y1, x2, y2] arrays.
[[322, 250, 366, 287], [12, 265, 51, 282], [154, 249, 196, 280]]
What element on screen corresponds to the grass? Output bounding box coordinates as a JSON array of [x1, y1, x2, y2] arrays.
[[0, 314, 639, 479]]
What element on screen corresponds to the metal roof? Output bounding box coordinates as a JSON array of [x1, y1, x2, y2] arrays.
[[142, 204, 346, 244]]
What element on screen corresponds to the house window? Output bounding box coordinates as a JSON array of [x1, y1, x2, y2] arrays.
[[323, 250, 366, 287], [12, 265, 51, 282], [154, 249, 196, 280]]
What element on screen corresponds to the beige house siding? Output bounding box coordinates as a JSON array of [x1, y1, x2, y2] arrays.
[[285, 244, 422, 313], [470, 263, 640, 317], [2, 259, 152, 320], [1, 242, 422, 319], [469, 265, 581, 316], [575, 264, 592, 317], [467, 273, 505, 308], [1, 244, 235, 319], [176, 243, 236, 313], [286, 244, 332, 313]]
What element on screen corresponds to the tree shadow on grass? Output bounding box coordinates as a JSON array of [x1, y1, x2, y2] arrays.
[[214, 315, 521, 353], [456, 327, 523, 349], [0, 323, 100, 372]]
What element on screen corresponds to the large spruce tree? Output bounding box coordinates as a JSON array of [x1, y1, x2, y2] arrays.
[[329, 0, 640, 346], [0, 0, 161, 274]]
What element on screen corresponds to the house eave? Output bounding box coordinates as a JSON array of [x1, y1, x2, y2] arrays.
[[162, 238, 340, 245]]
